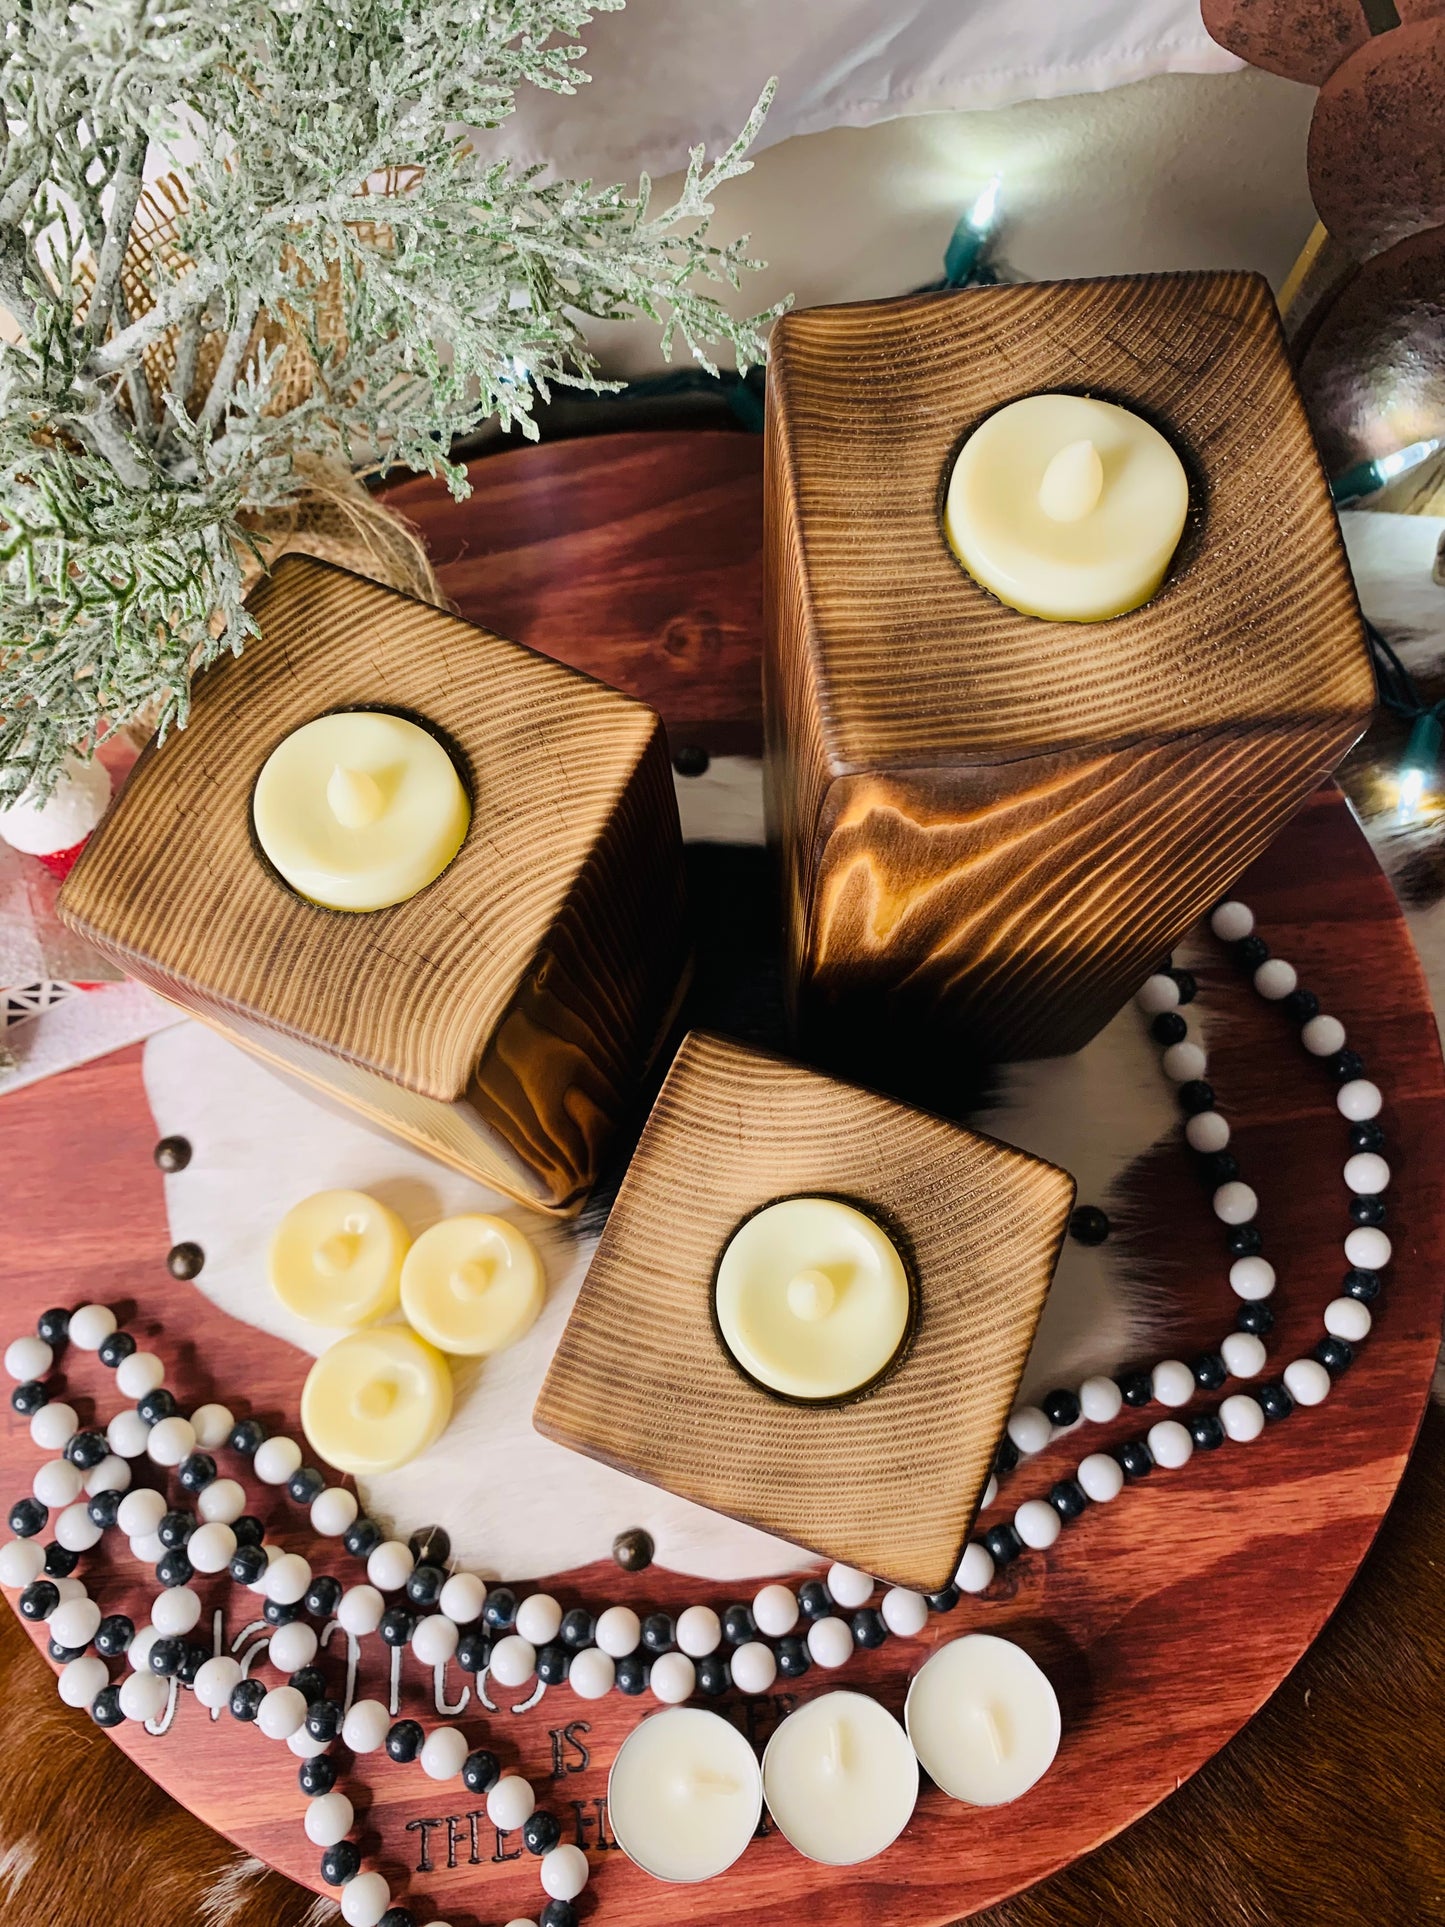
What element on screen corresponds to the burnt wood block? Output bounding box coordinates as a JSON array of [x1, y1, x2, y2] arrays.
[[533, 1031, 1074, 1591], [763, 271, 1375, 1072], [58, 555, 688, 1216]]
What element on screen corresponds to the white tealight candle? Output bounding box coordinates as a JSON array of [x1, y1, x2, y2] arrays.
[[944, 392, 1189, 622], [713, 1196, 911, 1401], [761, 1690, 918, 1866], [905, 1634, 1061, 1806], [606, 1707, 762, 1884]]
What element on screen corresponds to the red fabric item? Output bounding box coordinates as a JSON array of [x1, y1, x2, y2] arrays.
[[33, 835, 90, 881]]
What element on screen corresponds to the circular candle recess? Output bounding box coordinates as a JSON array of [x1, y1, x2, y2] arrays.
[[607, 1707, 763, 1884], [252, 710, 470, 912], [761, 1690, 919, 1866], [713, 1196, 912, 1401], [300, 1326, 452, 1475], [905, 1634, 1061, 1806], [399, 1213, 544, 1357], [268, 1189, 409, 1328], [944, 392, 1189, 622]]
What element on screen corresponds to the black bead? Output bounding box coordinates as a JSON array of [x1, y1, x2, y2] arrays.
[[342, 1516, 382, 1560], [263, 1596, 302, 1627], [229, 1677, 266, 1722], [1282, 987, 1319, 1022], [456, 1629, 491, 1674], [1350, 1121, 1385, 1153], [229, 1544, 267, 1585], [305, 1698, 343, 1742], [1257, 1381, 1293, 1421], [8, 1498, 46, 1538], [95, 1613, 134, 1657], [49, 1638, 86, 1662], [227, 1418, 265, 1458], [385, 1718, 424, 1764], [1178, 1079, 1215, 1115], [43, 1541, 80, 1577], [1315, 1336, 1355, 1376], [540, 1903, 578, 1927], [1041, 1387, 1081, 1427], [1192, 1352, 1227, 1391], [91, 1684, 125, 1727], [36, 1307, 70, 1347], [851, 1607, 887, 1648], [406, 1524, 451, 1568], [19, 1579, 59, 1620], [1114, 1439, 1154, 1479], [154, 1134, 193, 1172], [536, 1642, 570, 1685], [1068, 1205, 1110, 1247], [1331, 1049, 1366, 1082], [148, 1635, 186, 1676], [167, 1241, 205, 1280], [157, 1509, 194, 1549], [319, 1842, 361, 1888], [612, 1527, 654, 1571], [523, 1811, 563, 1857], [287, 1465, 325, 1507], [697, 1653, 731, 1696], [231, 1515, 265, 1548], [482, 1585, 516, 1631], [982, 1522, 1023, 1567], [1189, 1414, 1226, 1450], [1233, 935, 1269, 968], [615, 1653, 649, 1695], [177, 1642, 209, 1686], [287, 1665, 325, 1703], [1200, 1151, 1239, 1186], [305, 1575, 343, 1620], [88, 1490, 123, 1530], [797, 1580, 830, 1621], [776, 1635, 810, 1679], [404, 1563, 445, 1608], [178, 1452, 217, 1494], [98, 1331, 137, 1368], [926, 1585, 960, 1614], [1236, 1300, 1275, 1335], [1344, 1267, 1382, 1302], [1048, 1478, 1088, 1521], [1117, 1370, 1152, 1407], [1170, 968, 1197, 1004], [993, 1433, 1020, 1474], [377, 1912, 415, 1927], [462, 1747, 500, 1793], [1227, 1225, 1263, 1257], [641, 1612, 675, 1653], [299, 1754, 338, 1798], [1349, 1196, 1386, 1226], [722, 1603, 756, 1646], [10, 1381, 46, 1416], [1150, 1011, 1187, 1045], [379, 1607, 416, 1648], [137, 1388, 177, 1426]]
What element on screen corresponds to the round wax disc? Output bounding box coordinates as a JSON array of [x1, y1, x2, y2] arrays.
[[301, 1328, 452, 1476], [269, 1190, 409, 1328], [607, 1708, 762, 1884], [904, 1633, 1061, 1806], [762, 1690, 918, 1865], [399, 1214, 544, 1356]]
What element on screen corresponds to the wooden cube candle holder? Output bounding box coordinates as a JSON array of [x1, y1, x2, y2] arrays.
[[58, 555, 688, 1216], [764, 271, 1375, 1069], [534, 1031, 1074, 1591]]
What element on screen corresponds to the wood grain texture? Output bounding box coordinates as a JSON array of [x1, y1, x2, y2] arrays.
[[57, 555, 689, 1214], [534, 1031, 1075, 1592], [764, 273, 1375, 1066]]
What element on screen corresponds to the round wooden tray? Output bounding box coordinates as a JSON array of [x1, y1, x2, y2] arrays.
[[3, 432, 1443, 1927]]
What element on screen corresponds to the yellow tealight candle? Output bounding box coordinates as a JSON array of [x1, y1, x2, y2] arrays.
[[300, 1326, 452, 1474], [268, 1189, 409, 1328], [713, 1196, 911, 1401], [399, 1213, 544, 1357], [944, 392, 1189, 621], [252, 709, 470, 911]]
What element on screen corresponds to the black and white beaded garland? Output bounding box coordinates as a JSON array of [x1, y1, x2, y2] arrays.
[[0, 898, 1392, 1925]]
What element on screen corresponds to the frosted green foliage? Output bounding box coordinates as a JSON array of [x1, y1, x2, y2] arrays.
[[0, 0, 780, 795]]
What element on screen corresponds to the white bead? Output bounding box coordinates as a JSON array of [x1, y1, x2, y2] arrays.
[[130, 1531, 166, 1564], [5, 1335, 52, 1381], [825, 1563, 873, 1610], [677, 1605, 722, 1657], [337, 1584, 385, 1637], [880, 1587, 928, 1637], [1325, 1296, 1372, 1343], [253, 1436, 302, 1486], [257, 1685, 307, 1740], [265, 1553, 312, 1605], [752, 1583, 798, 1637], [68, 1304, 117, 1351], [1220, 1332, 1267, 1379], [412, 1614, 459, 1667], [267, 1619, 318, 1672], [84, 1455, 131, 1497], [1146, 1419, 1194, 1470], [115, 1352, 165, 1399], [1184, 1110, 1230, 1154], [304, 1790, 355, 1845], [1136, 972, 1180, 1015], [366, 1540, 413, 1591], [335, 1699, 388, 1753], [806, 1616, 854, 1667], [540, 1844, 590, 1902], [1343, 1152, 1390, 1195], [120, 1671, 168, 1723], [1283, 1358, 1331, 1407], [53, 1576, 86, 1604], [1211, 900, 1254, 941], [1229, 1256, 1276, 1301], [0, 1539, 45, 1588], [186, 1523, 236, 1573], [194, 1656, 242, 1710], [56, 1503, 101, 1551], [1344, 1226, 1391, 1271], [1078, 1452, 1125, 1502], [439, 1572, 486, 1625], [421, 1726, 469, 1781], [146, 1416, 196, 1467], [58, 1655, 108, 1709], [1163, 1040, 1207, 1082], [249, 1544, 278, 1590], [128, 1625, 160, 1672], [487, 1774, 535, 1831], [150, 1587, 200, 1636], [1151, 1359, 1195, 1407], [1302, 1014, 1346, 1056], [1006, 1405, 1051, 1454], [1013, 1499, 1061, 1550], [489, 1634, 536, 1688], [595, 1605, 641, 1657], [106, 1410, 150, 1460], [31, 1403, 78, 1452], [1078, 1375, 1123, 1424], [311, 1488, 358, 1537], [34, 1459, 82, 1508], [188, 1403, 233, 1448], [1220, 1393, 1266, 1442], [1253, 958, 1297, 999], [515, 1593, 563, 1646], [49, 1596, 101, 1648], [649, 1652, 696, 1703], [198, 1478, 246, 1525], [1212, 1181, 1258, 1225], [568, 1648, 615, 1699], [340, 1873, 391, 1927], [1337, 1078, 1382, 1122], [955, 1541, 995, 1593], [730, 1640, 777, 1693], [981, 1473, 998, 1509]]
